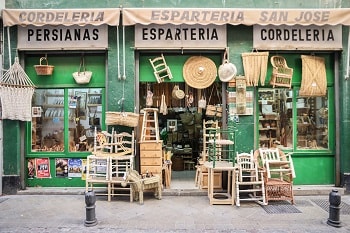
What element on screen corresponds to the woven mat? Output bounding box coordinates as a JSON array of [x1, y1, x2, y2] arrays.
[[312, 199, 350, 215], [261, 201, 302, 214]]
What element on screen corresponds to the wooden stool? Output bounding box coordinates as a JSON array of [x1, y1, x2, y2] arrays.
[[140, 108, 160, 142]]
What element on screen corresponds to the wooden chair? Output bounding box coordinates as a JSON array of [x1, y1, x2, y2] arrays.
[[108, 131, 135, 202], [258, 148, 296, 179], [113, 131, 135, 156], [85, 154, 110, 198], [235, 151, 267, 206], [124, 169, 162, 205], [149, 54, 173, 83], [196, 120, 221, 189], [256, 148, 295, 204], [270, 56, 293, 88], [93, 127, 115, 155]]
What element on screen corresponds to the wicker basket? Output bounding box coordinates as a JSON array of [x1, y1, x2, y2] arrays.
[[105, 111, 139, 127], [73, 71, 92, 84], [206, 105, 222, 117], [34, 57, 54, 75]]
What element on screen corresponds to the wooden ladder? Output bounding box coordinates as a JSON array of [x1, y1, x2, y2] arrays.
[[140, 108, 160, 142]]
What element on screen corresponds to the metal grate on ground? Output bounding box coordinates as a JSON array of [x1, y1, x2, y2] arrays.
[[312, 199, 350, 215], [261, 200, 302, 214]]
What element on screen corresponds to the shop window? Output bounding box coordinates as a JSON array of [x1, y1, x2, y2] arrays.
[[258, 88, 328, 150], [295, 90, 328, 149], [31, 88, 103, 152]]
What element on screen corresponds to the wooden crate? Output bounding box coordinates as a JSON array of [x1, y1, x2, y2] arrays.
[[201, 172, 222, 189]]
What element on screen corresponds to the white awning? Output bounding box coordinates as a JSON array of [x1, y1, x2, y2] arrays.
[[122, 8, 350, 26], [2, 8, 120, 27]]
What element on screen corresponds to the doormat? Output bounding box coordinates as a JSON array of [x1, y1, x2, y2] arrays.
[[312, 199, 350, 215], [261, 201, 302, 214]]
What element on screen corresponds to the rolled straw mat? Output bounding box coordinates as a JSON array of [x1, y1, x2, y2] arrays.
[[183, 56, 217, 89]]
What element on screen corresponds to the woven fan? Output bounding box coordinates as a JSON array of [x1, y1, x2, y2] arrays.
[[0, 57, 36, 121]]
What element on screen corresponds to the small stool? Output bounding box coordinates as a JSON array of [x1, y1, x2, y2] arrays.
[[184, 160, 195, 170]]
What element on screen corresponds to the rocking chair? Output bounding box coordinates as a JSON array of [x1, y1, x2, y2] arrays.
[[235, 151, 267, 206]]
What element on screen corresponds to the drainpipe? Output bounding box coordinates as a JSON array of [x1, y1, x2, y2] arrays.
[[335, 52, 340, 187]]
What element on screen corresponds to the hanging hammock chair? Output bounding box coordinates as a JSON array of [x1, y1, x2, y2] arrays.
[[0, 57, 36, 121]]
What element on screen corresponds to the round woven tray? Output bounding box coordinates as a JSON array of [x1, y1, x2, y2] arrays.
[[183, 56, 217, 89]]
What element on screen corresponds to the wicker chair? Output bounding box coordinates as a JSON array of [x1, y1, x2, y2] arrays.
[[270, 56, 293, 88], [256, 148, 295, 204], [124, 169, 162, 204]]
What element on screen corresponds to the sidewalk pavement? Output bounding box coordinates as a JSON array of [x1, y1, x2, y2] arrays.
[[0, 187, 350, 233]]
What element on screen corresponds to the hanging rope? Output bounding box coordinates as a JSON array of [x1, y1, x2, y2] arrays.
[[122, 25, 126, 80], [117, 25, 121, 80], [7, 27, 11, 68]]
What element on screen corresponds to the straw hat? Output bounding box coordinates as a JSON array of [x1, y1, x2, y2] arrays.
[[218, 60, 237, 82], [183, 56, 217, 89]]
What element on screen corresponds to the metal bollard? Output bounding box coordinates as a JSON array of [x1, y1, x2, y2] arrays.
[[327, 189, 341, 228], [84, 190, 98, 227]]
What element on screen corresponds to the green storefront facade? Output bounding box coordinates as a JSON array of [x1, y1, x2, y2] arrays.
[[1, 0, 350, 194]]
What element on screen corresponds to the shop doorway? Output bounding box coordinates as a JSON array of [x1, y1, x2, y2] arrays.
[[137, 51, 224, 189], [139, 81, 223, 189]]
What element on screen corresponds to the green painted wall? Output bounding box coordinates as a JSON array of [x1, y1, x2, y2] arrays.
[[294, 156, 335, 184], [2, 0, 350, 188], [340, 27, 350, 177], [2, 120, 21, 174], [139, 54, 222, 82], [24, 54, 106, 88]]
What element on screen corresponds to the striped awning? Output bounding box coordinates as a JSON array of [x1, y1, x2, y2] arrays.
[[2, 8, 120, 27], [122, 8, 350, 26]]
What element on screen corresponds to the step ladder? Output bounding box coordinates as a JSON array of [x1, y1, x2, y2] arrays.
[[140, 108, 160, 142]]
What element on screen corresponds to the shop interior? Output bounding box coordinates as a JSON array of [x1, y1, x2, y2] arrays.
[[139, 81, 223, 189], [31, 88, 103, 153], [258, 88, 328, 150]]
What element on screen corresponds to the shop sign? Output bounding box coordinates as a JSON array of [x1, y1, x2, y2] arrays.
[[135, 24, 226, 49], [3, 8, 120, 27], [17, 25, 108, 50], [253, 25, 342, 50], [123, 8, 350, 26]]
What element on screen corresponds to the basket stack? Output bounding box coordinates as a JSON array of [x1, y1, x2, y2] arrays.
[[105, 111, 139, 127]]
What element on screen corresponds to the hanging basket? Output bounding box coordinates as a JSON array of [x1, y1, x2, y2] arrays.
[[73, 71, 92, 84], [105, 111, 140, 127], [34, 57, 54, 75], [72, 56, 92, 84], [0, 57, 36, 121]]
